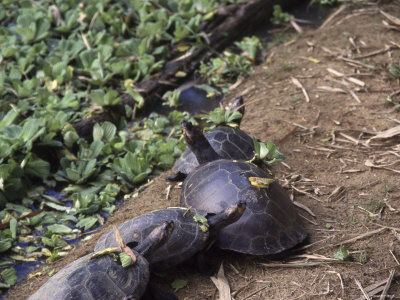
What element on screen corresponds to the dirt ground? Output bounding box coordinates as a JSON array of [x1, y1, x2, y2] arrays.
[[8, 1, 400, 299]]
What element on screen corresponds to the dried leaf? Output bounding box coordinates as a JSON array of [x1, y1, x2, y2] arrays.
[[369, 125, 400, 140], [317, 86, 346, 93], [248, 177, 274, 189], [210, 263, 232, 300], [112, 225, 136, 264], [380, 10, 400, 26], [308, 57, 320, 63], [177, 45, 190, 52], [175, 71, 186, 77], [28, 272, 42, 280], [90, 248, 119, 260]]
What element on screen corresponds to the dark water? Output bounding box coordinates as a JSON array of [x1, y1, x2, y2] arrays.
[[155, 2, 335, 116]]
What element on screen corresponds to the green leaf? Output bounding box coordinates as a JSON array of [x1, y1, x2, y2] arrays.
[[0, 260, 14, 269], [171, 279, 187, 292], [333, 245, 350, 261], [43, 202, 70, 212], [89, 90, 105, 106], [26, 246, 40, 254], [41, 236, 55, 248], [93, 123, 104, 141], [35, 18, 50, 41], [63, 128, 80, 148], [252, 137, 260, 157], [89, 141, 104, 159], [162, 90, 181, 107], [126, 87, 144, 108], [0, 109, 19, 129], [5, 203, 31, 214], [258, 140, 268, 160], [101, 122, 116, 141], [265, 141, 285, 164], [1, 268, 17, 286], [82, 158, 97, 178], [193, 213, 209, 232], [76, 216, 98, 231], [24, 156, 50, 179], [0, 239, 13, 253], [104, 90, 121, 106], [47, 224, 73, 235], [119, 252, 133, 268], [235, 36, 261, 61], [9, 218, 17, 240]]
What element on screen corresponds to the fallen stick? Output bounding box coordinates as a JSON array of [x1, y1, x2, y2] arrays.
[[291, 77, 310, 102], [333, 227, 387, 247], [354, 278, 370, 300], [379, 269, 396, 300]]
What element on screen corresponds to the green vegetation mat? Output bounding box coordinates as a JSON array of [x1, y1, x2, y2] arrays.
[[0, 0, 274, 292]]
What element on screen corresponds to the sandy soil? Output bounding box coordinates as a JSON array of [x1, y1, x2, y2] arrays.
[[8, 1, 400, 299]]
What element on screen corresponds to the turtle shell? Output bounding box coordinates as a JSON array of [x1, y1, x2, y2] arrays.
[[180, 159, 307, 255], [29, 250, 149, 300], [95, 208, 209, 271], [173, 126, 254, 175]]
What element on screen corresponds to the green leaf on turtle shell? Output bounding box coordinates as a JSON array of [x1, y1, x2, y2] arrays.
[[193, 214, 209, 232], [171, 279, 188, 292], [119, 252, 133, 268]]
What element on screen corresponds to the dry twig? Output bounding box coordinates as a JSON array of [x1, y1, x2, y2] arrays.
[[291, 77, 310, 102], [354, 278, 370, 300], [379, 269, 395, 300], [318, 5, 346, 30], [333, 227, 387, 247]]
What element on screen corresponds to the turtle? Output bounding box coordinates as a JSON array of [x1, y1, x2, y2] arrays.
[[94, 203, 246, 272], [179, 121, 307, 255], [29, 222, 173, 300], [168, 95, 255, 181]]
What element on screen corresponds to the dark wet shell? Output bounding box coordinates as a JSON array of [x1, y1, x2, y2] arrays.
[[173, 126, 254, 174], [94, 208, 209, 271], [180, 159, 307, 255], [29, 250, 148, 300]]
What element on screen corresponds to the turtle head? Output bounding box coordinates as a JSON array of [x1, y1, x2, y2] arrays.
[[229, 96, 245, 126], [181, 121, 221, 164], [230, 96, 244, 114], [181, 121, 202, 147], [135, 221, 174, 258], [207, 202, 246, 232]]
